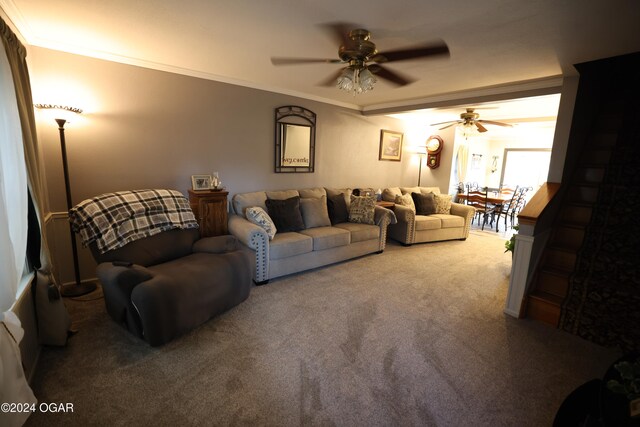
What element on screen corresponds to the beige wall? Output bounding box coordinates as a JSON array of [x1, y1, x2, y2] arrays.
[[27, 47, 454, 284]]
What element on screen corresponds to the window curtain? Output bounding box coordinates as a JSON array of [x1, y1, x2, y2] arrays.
[[0, 18, 27, 313], [456, 142, 469, 184], [1, 16, 38, 427]]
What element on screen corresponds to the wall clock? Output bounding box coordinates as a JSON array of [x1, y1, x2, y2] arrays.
[[426, 135, 443, 169]]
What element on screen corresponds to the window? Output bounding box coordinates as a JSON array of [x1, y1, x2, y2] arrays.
[[500, 148, 551, 191]]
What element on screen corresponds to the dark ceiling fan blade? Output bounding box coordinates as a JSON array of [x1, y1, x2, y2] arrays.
[[475, 122, 488, 133], [372, 40, 449, 63], [318, 22, 356, 47], [318, 68, 345, 87], [368, 64, 413, 86], [271, 57, 343, 66], [478, 120, 513, 127], [438, 122, 459, 130]]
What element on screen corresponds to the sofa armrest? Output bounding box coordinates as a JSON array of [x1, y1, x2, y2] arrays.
[[228, 215, 268, 250], [192, 235, 238, 254], [228, 214, 270, 283], [374, 205, 397, 226], [96, 263, 154, 338], [450, 202, 474, 220], [392, 204, 416, 224], [450, 202, 475, 238]]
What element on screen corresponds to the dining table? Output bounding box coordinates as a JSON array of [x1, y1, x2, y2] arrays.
[[456, 192, 511, 206]]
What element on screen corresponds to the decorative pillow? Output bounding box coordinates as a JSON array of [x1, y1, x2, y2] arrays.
[[394, 193, 416, 212], [434, 194, 452, 214], [325, 188, 352, 208], [245, 207, 277, 240], [348, 196, 376, 225], [265, 196, 305, 232], [300, 196, 331, 228], [411, 192, 436, 215], [327, 194, 349, 225]]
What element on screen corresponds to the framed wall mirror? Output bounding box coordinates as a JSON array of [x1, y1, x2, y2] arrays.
[[275, 105, 316, 173]]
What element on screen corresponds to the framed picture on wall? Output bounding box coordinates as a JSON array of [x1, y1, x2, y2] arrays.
[[191, 175, 212, 191], [379, 130, 403, 161]]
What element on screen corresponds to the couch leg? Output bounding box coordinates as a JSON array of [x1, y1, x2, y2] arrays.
[[402, 243, 412, 247], [459, 238, 467, 241], [375, 250, 384, 254], [253, 279, 269, 286]]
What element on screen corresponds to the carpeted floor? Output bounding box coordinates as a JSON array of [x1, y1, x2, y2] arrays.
[[25, 231, 620, 426]]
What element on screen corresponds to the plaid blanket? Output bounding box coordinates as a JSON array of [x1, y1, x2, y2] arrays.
[[69, 189, 199, 254]]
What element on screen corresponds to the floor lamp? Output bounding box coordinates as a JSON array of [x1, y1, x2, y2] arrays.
[[36, 104, 97, 297], [415, 145, 427, 186]]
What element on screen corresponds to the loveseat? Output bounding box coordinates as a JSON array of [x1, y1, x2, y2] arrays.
[[228, 187, 396, 284], [382, 186, 474, 245]]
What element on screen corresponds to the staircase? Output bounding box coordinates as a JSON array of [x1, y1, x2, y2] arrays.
[[524, 113, 621, 326]]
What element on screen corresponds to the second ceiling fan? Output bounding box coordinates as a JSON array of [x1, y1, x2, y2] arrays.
[[431, 108, 512, 133]]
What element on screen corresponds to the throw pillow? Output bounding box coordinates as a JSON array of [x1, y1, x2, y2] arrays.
[[394, 193, 416, 212], [265, 196, 305, 232], [245, 206, 277, 240], [348, 195, 376, 225], [327, 194, 349, 225], [300, 196, 331, 228], [434, 194, 452, 214], [411, 192, 436, 215]]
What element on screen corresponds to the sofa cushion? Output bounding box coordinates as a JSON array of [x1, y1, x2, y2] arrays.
[[334, 222, 380, 243], [394, 193, 416, 212], [245, 207, 277, 240], [299, 227, 350, 251], [300, 195, 331, 228], [414, 215, 442, 231], [382, 187, 402, 202], [432, 213, 464, 228], [327, 194, 349, 225], [232, 191, 267, 218], [420, 187, 441, 195], [299, 187, 326, 199], [266, 189, 299, 200], [269, 232, 313, 260], [401, 186, 441, 195], [412, 192, 436, 215], [265, 196, 305, 232], [434, 194, 452, 214], [348, 195, 376, 225], [325, 188, 352, 208]]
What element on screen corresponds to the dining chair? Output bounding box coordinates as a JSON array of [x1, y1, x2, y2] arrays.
[[493, 186, 519, 232], [466, 189, 494, 230]]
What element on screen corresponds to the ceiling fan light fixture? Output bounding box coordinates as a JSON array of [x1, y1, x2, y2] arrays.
[[460, 121, 478, 139], [337, 65, 376, 95]]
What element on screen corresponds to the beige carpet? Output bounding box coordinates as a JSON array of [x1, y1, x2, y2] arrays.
[[25, 231, 620, 426]]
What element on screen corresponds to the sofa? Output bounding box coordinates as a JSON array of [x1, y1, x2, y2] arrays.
[[382, 186, 475, 245], [228, 187, 396, 284]]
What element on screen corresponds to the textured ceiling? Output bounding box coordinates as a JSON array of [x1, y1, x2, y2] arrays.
[[2, 0, 640, 113]]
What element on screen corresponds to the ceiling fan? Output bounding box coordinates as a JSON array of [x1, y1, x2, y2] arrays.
[[431, 108, 513, 133], [271, 23, 449, 94]]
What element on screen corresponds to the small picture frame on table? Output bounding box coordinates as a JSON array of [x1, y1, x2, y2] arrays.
[[379, 129, 403, 161], [191, 175, 212, 191]]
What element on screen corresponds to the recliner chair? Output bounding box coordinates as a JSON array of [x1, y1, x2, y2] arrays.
[[71, 189, 251, 346]]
